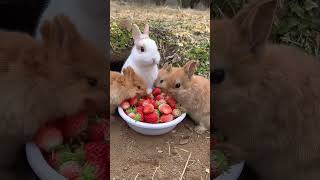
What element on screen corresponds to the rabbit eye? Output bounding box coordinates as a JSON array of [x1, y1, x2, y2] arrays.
[[137, 86, 141, 89], [140, 47, 145, 52], [175, 83, 181, 88], [160, 80, 164, 83], [86, 77, 98, 87]]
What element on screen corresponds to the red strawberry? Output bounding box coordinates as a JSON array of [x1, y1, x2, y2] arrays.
[[152, 87, 161, 96], [160, 114, 174, 123], [137, 99, 145, 106], [121, 101, 130, 110], [172, 109, 182, 117], [136, 111, 144, 122], [129, 96, 137, 106], [60, 113, 88, 138], [59, 161, 81, 180], [149, 99, 158, 109], [155, 94, 164, 100], [128, 112, 136, 119], [146, 94, 154, 100], [136, 106, 144, 113], [144, 112, 159, 124], [159, 104, 173, 114], [143, 104, 154, 114], [166, 98, 176, 109], [46, 152, 60, 169], [34, 125, 63, 152], [158, 99, 167, 104], [84, 142, 108, 180], [142, 99, 151, 106], [88, 118, 107, 142]]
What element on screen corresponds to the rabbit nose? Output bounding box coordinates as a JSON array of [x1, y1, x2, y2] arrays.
[[212, 68, 225, 84]]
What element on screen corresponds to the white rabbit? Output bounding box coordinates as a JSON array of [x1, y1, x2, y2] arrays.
[[121, 23, 161, 94], [34, 0, 107, 55]]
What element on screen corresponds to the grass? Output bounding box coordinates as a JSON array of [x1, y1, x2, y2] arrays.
[[110, 1, 210, 78]]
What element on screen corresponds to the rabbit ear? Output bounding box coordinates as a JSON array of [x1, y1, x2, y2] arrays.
[[162, 62, 172, 73], [183, 60, 198, 79], [143, 24, 150, 36], [40, 15, 80, 49], [132, 24, 142, 41]]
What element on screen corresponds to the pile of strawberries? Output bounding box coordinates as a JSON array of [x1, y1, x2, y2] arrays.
[[120, 87, 184, 124], [33, 113, 109, 180]]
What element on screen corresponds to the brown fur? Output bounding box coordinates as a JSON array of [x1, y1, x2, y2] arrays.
[[110, 66, 147, 114], [213, 0, 320, 179], [155, 61, 210, 133], [0, 15, 107, 179]]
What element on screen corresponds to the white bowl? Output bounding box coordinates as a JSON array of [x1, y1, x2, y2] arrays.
[[215, 161, 245, 180], [25, 142, 67, 180], [118, 106, 187, 135]]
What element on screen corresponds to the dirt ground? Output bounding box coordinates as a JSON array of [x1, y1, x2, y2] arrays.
[[110, 114, 210, 180]]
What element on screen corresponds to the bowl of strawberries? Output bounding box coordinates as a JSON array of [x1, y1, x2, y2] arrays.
[[118, 87, 187, 135], [26, 113, 109, 180]]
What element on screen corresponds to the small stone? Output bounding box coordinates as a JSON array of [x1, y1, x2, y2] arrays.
[[123, 167, 128, 171], [172, 149, 178, 155], [158, 150, 163, 153], [179, 139, 189, 145]]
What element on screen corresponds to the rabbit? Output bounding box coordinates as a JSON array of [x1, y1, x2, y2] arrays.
[[0, 15, 107, 179], [212, 0, 320, 179], [35, 0, 107, 55], [121, 21, 161, 94], [110, 66, 147, 115], [157, 61, 210, 134]]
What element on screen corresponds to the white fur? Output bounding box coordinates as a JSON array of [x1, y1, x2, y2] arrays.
[[35, 0, 106, 55], [121, 38, 160, 93]]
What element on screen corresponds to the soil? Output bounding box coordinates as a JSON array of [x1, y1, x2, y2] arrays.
[[110, 115, 210, 180]]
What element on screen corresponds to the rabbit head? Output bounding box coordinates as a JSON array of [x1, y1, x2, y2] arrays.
[[40, 15, 108, 115], [122, 66, 148, 98], [154, 62, 176, 89], [160, 60, 199, 92], [130, 23, 160, 67]]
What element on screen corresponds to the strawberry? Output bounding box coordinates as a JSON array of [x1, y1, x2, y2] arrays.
[[34, 125, 63, 152], [146, 94, 154, 100], [129, 96, 137, 106], [137, 98, 145, 106], [126, 107, 135, 114], [144, 112, 159, 124], [150, 99, 158, 109], [166, 98, 176, 109], [159, 104, 173, 114], [121, 101, 130, 110], [155, 94, 164, 100], [136, 111, 144, 122], [152, 87, 161, 96], [155, 109, 161, 117], [128, 112, 136, 119], [160, 114, 174, 123], [84, 142, 108, 180], [142, 99, 151, 106], [158, 99, 167, 104], [143, 104, 154, 114], [133, 113, 142, 121], [60, 113, 88, 138], [136, 106, 144, 113], [88, 117, 107, 142], [59, 161, 81, 180], [46, 151, 60, 169], [172, 109, 182, 117]]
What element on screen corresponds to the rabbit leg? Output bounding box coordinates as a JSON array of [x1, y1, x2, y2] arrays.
[[194, 123, 208, 134]]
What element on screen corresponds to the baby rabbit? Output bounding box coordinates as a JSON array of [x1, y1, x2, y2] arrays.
[[0, 15, 107, 179], [110, 67, 147, 114], [213, 0, 320, 179], [121, 22, 160, 94], [156, 61, 210, 134]]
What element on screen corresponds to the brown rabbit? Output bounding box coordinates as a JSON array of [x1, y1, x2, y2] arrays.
[[110, 66, 147, 115], [213, 0, 320, 179], [156, 61, 210, 134], [0, 15, 107, 179]]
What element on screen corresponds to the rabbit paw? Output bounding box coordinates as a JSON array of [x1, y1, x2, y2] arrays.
[[147, 88, 153, 94], [195, 125, 207, 134], [214, 143, 245, 165]]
